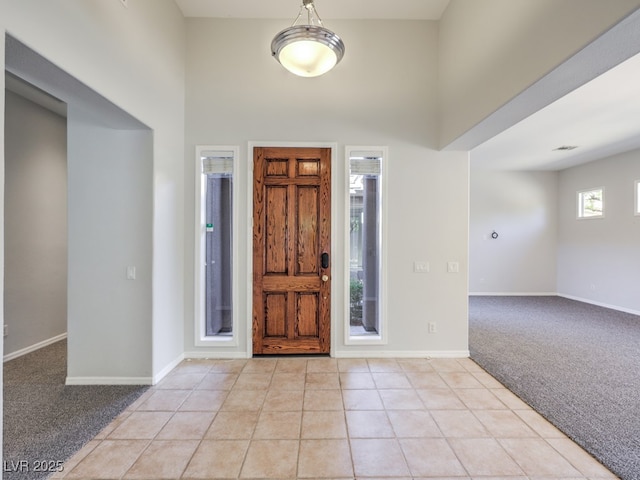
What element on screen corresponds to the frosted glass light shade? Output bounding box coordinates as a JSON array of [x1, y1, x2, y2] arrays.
[[271, 25, 345, 77]]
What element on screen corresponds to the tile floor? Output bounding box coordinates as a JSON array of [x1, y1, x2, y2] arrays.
[[53, 357, 617, 479]]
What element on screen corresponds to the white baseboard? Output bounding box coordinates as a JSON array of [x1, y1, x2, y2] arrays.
[[3, 333, 68, 363], [65, 376, 153, 386], [184, 351, 251, 359], [469, 292, 557, 296], [333, 350, 470, 359], [152, 353, 185, 385], [558, 293, 640, 316]]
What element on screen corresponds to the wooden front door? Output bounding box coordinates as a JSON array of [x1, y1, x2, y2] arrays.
[[253, 146, 331, 354]]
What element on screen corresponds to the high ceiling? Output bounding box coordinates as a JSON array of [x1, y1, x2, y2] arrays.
[[176, 1, 640, 172], [174, 0, 451, 20]]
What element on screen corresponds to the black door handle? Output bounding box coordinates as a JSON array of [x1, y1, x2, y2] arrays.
[[321, 252, 329, 269]]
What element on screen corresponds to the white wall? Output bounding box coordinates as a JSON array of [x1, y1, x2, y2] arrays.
[[66, 109, 153, 381], [469, 170, 558, 294], [2, 0, 186, 382], [4, 90, 67, 357], [184, 18, 469, 357], [439, 0, 640, 149], [557, 150, 640, 313]]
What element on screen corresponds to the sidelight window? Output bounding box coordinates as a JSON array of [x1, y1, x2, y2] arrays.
[[346, 147, 387, 344], [195, 146, 238, 345]]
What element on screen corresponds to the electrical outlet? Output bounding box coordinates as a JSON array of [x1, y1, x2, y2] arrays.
[[414, 261, 430, 273], [428, 322, 437, 334], [447, 261, 460, 273], [126, 266, 136, 280]]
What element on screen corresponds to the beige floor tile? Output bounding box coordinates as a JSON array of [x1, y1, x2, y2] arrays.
[[55, 440, 100, 478], [428, 358, 467, 372], [254, 410, 302, 439], [298, 439, 354, 478], [171, 359, 214, 375], [397, 358, 435, 372], [372, 372, 412, 389], [491, 388, 532, 410], [473, 410, 537, 438], [379, 388, 424, 410], [458, 357, 485, 372], [304, 389, 345, 410], [263, 389, 304, 411], [417, 388, 467, 409], [123, 440, 198, 479], [406, 372, 449, 389], [454, 388, 507, 409], [208, 359, 247, 374], [346, 410, 394, 438], [275, 357, 308, 373], [306, 372, 341, 389], [240, 439, 299, 478], [351, 438, 410, 477], [342, 389, 384, 410], [156, 411, 214, 439], [124, 389, 154, 412], [367, 358, 403, 372], [220, 389, 267, 411], [205, 410, 259, 439], [155, 372, 206, 390], [431, 410, 491, 438], [547, 437, 618, 477], [242, 358, 277, 374], [93, 410, 132, 439], [514, 409, 568, 438], [108, 411, 173, 439], [136, 389, 191, 411], [301, 410, 348, 438], [499, 438, 583, 476], [440, 372, 485, 389], [306, 357, 338, 372], [196, 372, 238, 390], [339, 372, 375, 389], [270, 372, 306, 390], [399, 438, 467, 477], [233, 372, 273, 390], [179, 389, 228, 411], [448, 438, 525, 476], [65, 440, 149, 479], [472, 370, 507, 389], [182, 439, 249, 479], [387, 410, 442, 438], [337, 358, 370, 372]]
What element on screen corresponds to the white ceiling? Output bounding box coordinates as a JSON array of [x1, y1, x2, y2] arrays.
[[174, 0, 451, 20], [176, 1, 640, 172]]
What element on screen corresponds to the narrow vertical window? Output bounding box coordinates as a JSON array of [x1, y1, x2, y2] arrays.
[[347, 147, 387, 343], [635, 180, 640, 216], [195, 146, 238, 345], [577, 187, 604, 219]]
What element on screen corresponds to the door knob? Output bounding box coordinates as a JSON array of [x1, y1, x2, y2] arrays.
[[321, 275, 329, 282]]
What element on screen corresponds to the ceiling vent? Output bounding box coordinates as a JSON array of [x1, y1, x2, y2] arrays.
[[553, 145, 579, 151]]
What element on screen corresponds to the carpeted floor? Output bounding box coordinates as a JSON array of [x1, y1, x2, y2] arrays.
[[469, 295, 640, 480], [3, 340, 149, 480]]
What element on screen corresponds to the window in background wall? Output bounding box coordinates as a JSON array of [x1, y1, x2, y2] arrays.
[[195, 146, 238, 345], [346, 147, 387, 344], [577, 187, 604, 219], [635, 180, 640, 215]]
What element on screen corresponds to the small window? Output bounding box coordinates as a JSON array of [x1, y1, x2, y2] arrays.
[[195, 146, 238, 345], [635, 180, 640, 216], [577, 187, 604, 219], [346, 147, 387, 344]]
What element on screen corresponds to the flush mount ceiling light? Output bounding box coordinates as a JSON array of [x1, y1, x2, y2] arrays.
[[271, 0, 345, 77]]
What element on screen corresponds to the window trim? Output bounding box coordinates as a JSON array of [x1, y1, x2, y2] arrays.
[[194, 145, 240, 347], [577, 186, 605, 219], [344, 146, 388, 346], [635, 180, 640, 216]]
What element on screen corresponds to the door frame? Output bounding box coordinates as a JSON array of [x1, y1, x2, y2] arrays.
[[247, 141, 339, 356]]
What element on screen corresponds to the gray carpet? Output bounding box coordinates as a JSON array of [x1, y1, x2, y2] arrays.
[[3, 340, 149, 480], [469, 295, 640, 480]]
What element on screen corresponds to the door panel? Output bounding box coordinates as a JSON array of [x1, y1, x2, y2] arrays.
[[253, 146, 331, 354]]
